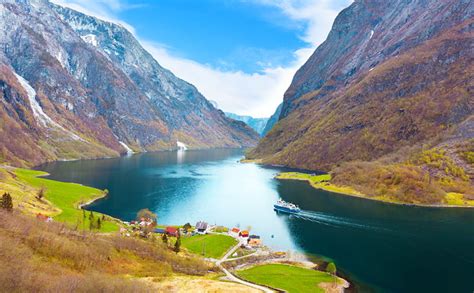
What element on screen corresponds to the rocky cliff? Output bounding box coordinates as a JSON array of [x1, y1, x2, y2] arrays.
[[248, 0, 473, 171], [0, 0, 258, 166], [261, 102, 282, 136]]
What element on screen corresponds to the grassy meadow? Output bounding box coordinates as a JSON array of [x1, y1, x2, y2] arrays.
[[181, 234, 237, 259], [236, 264, 338, 293], [10, 168, 119, 232]]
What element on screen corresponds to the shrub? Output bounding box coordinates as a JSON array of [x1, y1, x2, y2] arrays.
[[1, 192, 13, 211], [326, 262, 337, 275]]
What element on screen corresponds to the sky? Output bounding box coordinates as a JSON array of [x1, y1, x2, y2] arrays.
[[51, 0, 352, 117]]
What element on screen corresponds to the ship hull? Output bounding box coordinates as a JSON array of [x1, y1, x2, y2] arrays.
[[273, 205, 300, 214]]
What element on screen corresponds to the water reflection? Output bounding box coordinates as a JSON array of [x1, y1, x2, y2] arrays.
[[177, 149, 185, 164]]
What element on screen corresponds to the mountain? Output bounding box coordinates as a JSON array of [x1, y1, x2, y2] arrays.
[[247, 0, 473, 202], [0, 0, 258, 167], [224, 112, 268, 136], [261, 102, 282, 136]]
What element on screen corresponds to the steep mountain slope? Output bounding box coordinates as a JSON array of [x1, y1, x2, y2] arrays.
[[261, 102, 282, 136], [0, 0, 258, 167], [249, 0, 473, 171], [248, 0, 473, 203], [225, 112, 268, 136]]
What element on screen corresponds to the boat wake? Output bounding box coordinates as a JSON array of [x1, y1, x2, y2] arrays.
[[287, 210, 391, 233]]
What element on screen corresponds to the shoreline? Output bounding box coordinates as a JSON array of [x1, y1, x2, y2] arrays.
[[275, 172, 474, 209], [32, 147, 251, 169]]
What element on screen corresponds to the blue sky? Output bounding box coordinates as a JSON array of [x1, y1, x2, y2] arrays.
[[116, 0, 307, 73], [52, 0, 352, 117]]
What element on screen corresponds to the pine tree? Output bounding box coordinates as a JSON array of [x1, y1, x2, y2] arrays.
[[89, 211, 95, 230], [174, 236, 181, 253], [1, 193, 13, 212], [97, 217, 102, 230]]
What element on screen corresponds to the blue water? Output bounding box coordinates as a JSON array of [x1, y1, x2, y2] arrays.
[[37, 149, 474, 293]]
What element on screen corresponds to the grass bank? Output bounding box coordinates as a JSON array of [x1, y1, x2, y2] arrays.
[[276, 172, 365, 198], [181, 234, 237, 259], [276, 171, 474, 207], [9, 168, 119, 232], [236, 263, 339, 293]]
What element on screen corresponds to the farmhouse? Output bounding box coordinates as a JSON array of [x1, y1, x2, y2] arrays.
[[239, 230, 249, 238], [195, 221, 208, 234], [165, 226, 178, 237]]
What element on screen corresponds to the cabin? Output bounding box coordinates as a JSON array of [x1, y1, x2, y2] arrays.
[[248, 238, 262, 247], [195, 221, 208, 234], [239, 230, 249, 238], [230, 227, 240, 236], [36, 213, 53, 223], [165, 226, 178, 237]]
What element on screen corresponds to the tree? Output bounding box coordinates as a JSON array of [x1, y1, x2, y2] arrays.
[[137, 208, 157, 223], [162, 233, 168, 245], [137, 208, 157, 236], [36, 186, 46, 201], [174, 236, 181, 253], [89, 211, 95, 230], [1, 193, 13, 212], [326, 262, 337, 275], [183, 222, 192, 231], [97, 217, 102, 230]]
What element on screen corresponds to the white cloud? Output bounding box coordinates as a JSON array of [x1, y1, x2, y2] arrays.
[[143, 42, 314, 117], [50, 0, 351, 117], [252, 0, 352, 46]]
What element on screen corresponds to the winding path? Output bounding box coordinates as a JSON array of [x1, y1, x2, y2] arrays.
[[216, 239, 274, 293]]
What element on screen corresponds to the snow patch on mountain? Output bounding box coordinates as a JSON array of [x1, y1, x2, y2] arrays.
[[14, 72, 82, 141], [81, 34, 98, 47]]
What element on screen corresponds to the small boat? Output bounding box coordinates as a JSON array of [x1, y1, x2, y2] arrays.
[[274, 199, 301, 214]]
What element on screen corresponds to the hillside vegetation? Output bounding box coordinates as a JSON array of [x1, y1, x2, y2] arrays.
[[0, 210, 209, 292]]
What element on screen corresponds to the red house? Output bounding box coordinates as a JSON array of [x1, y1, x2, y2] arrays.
[[165, 226, 178, 237], [239, 230, 249, 238]]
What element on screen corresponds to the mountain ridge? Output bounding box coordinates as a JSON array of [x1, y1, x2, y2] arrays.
[[0, 0, 258, 167]]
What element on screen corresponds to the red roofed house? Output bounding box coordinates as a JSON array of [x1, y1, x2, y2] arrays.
[[230, 227, 240, 237], [239, 230, 249, 238], [165, 226, 178, 237]]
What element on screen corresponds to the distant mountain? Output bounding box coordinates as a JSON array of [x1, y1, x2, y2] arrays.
[[224, 113, 268, 136], [261, 103, 282, 136], [0, 0, 258, 167]]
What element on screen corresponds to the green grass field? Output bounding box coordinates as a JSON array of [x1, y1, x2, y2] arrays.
[[181, 234, 237, 259], [276, 172, 331, 183], [14, 168, 119, 232], [236, 264, 338, 293]]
